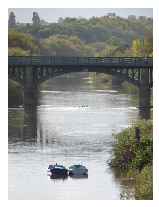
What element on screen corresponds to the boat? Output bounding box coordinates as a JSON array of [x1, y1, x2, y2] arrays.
[[48, 164, 68, 178], [68, 164, 88, 176]]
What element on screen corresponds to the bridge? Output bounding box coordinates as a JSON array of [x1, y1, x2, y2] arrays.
[[8, 56, 153, 139], [9, 56, 152, 85]]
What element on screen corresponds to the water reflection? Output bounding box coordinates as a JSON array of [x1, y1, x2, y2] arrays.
[[69, 174, 88, 179], [23, 107, 37, 141], [8, 107, 37, 142], [49, 174, 68, 180], [111, 168, 135, 200]]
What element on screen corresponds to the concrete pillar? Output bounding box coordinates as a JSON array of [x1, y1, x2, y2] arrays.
[[139, 68, 151, 119], [112, 75, 123, 88], [23, 67, 38, 140]]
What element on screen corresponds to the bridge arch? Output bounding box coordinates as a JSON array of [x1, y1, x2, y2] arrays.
[[36, 67, 142, 87]]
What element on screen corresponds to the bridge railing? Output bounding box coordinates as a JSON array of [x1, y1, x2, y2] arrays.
[[8, 56, 32, 65], [8, 56, 153, 67]]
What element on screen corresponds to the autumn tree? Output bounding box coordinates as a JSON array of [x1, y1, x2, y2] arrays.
[[8, 30, 40, 55], [132, 35, 153, 57]]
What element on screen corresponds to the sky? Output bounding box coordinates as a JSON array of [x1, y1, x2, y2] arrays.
[[8, 8, 153, 23]]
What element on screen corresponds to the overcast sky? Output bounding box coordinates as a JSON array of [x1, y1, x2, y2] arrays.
[[8, 8, 153, 23]]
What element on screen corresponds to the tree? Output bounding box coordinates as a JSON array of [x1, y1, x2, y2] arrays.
[[131, 35, 153, 57], [8, 13, 153, 57], [8, 30, 40, 55], [32, 12, 40, 26], [8, 47, 29, 56], [143, 35, 153, 56], [8, 11, 16, 28], [132, 39, 143, 56]]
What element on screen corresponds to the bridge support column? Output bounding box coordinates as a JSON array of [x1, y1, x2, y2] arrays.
[[139, 68, 151, 120], [112, 76, 123, 88], [23, 67, 38, 140]]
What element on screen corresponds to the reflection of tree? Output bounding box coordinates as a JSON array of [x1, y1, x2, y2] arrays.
[[111, 167, 135, 199], [120, 187, 135, 200], [8, 109, 24, 143], [8, 107, 37, 142], [23, 106, 37, 141]]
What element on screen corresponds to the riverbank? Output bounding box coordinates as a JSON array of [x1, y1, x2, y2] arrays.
[[110, 120, 153, 200]]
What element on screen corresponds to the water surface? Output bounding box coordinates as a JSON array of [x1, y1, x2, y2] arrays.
[[8, 75, 138, 200]]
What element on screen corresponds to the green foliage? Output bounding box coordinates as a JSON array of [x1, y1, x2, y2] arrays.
[[33, 16, 152, 45], [8, 47, 29, 56], [8, 30, 40, 55], [111, 120, 152, 171], [131, 35, 153, 57], [41, 35, 95, 56], [143, 35, 153, 56], [110, 120, 153, 200], [132, 39, 142, 56], [11, 15, 152, 57], [135, 165, 153, 200]]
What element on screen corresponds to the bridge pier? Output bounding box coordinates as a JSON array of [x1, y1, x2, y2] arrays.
[[139, 68, 151, 120], [23, 67, 38, 140], [111, 76, 123, 88]]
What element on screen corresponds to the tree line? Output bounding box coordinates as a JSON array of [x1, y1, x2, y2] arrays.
[[8, 11, 153, 57]]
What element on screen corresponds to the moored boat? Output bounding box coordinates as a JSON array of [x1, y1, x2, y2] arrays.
[[48, 164, 68, 178], [68, 164, 88, 176]]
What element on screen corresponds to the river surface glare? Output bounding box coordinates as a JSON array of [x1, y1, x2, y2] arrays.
[[8, 75, 138, 200]]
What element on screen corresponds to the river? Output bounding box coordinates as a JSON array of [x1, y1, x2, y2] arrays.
[[8, 73, 138, 200]]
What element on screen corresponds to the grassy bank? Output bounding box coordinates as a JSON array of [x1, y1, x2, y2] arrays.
[[110, 120, 153, 200]]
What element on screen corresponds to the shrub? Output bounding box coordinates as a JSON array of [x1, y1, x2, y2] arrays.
[[111, 120, 152, 171], [135, 165, 153, 200], [110, 120, 153, 200]]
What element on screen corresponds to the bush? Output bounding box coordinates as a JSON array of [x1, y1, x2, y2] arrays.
[[135, 165, 153, 200], [8, 47, 29, 56], [111, 120, 152, 171], [110, 120, 153, 200], [8, 30, 40, 55]]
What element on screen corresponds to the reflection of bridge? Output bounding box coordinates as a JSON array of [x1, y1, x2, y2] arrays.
[[8, 56, 153, 139]]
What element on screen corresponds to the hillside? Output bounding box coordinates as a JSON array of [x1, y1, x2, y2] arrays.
[[9, 15, 153, 57]]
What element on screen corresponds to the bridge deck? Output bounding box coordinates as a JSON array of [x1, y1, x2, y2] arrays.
[[8, 56, 153, 68]]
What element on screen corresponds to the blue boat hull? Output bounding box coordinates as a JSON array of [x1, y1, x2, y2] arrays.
[[50, 168, 68, 177]]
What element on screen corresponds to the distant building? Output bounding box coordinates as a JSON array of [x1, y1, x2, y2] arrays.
[[8, 11, 16, 28], [107, 13, 116, 18], [128, 15, 136, 20]]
